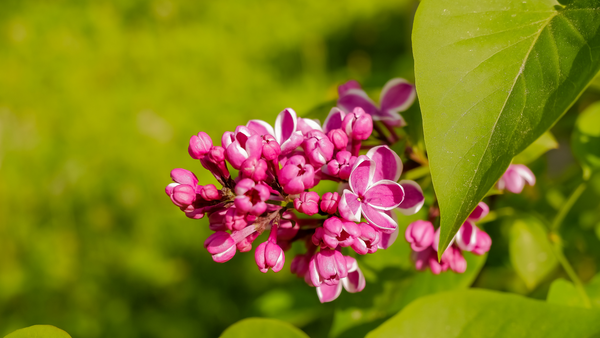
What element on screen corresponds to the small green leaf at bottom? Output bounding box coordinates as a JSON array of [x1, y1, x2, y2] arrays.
[[4, 325, 71, 338], [220, 318, 309, 338]]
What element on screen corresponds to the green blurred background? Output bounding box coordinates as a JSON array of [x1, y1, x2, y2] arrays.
[[0, 0, 418, 336], [3, 1, 600, 337]]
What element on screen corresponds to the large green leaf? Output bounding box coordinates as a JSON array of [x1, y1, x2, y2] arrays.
[[547, 278, 588, 308], [509, 216, 558, 289], [4, 325, 71, 338], [219, 318, 309, 338], [572, 101, 600, 180], [413, 0, 600, 256], [366, 289, 600, 338]]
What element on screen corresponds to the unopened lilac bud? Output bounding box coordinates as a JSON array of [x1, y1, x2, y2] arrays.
[[199, 184, 220, 201], [188, 132, 213, 159], [261, 135, 281, 160], [290, 253, 311, 278], [351, 222, 381, 254], [204, 231, 236, 263], [170, 168, 198, 186], [234, 179, 270, 216], [255, 241, 285, 273], [171, 184, 196, 207], [240, 157, 268, 182], [236, 231, 259, 253], [405, 220, 435, 252], [208, 145, 226, 162], [324, 151, 356, 180], [342, 107, 373, 141], [278, 155, 317, 194], [302, 130, 334, 167], [294, 192, 320, 216], [441, 246, 467, 273], [327, 129, 348, 151], [472, 229, 492, 255], [225, 207, 247, 231], [320, 192, 340, 214], [208, 208, 228, 231], [455, 222, 478, 252]]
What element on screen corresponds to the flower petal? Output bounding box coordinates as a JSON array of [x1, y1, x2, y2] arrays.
[[342, 267, 366, 293], [338, 190, 362, 222], [468, 202, 489, 221], [316, 283, 343, 303], [378, 218, 399, 249], [361, 204, 398, 232], [513, 164, 536, 186], [337, 89, 379, 117], [297, 117, 322, 135], [322, 107, 347, 133], [274, 108, 298, 144], [366, 145, 403, 182], [338, 80, 362, 97], [379, 78, 416, 114], [246, 119, 275, 137], [280, 131, 304, 155], [363, 180, 404, 210], [349, 157, 375, 195], [397, 180, 425, 215]]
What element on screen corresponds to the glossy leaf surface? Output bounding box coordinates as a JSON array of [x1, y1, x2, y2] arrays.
[[220, 318, 309, 338], [413, 0, 600, 256]]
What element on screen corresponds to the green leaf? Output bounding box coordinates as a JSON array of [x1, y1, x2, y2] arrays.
[[4, 325, 71, 338], [572, 101, 600, 180], [220, 318, 309, 338], [509, 216, 558, 289], [513, 132, 559, 164], [547, 278, 588, 308], [413, 0, 600, 257], [366, 289, 600, 338]]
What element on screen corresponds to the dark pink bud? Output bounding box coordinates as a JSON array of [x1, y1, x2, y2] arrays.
[[170, 168, 198, 186], [342, 107, 373, 141], [468, 202, 489, 222], [199, 184, 220, 201], [171, 184, 196, 207], [327, 129, 349, 151], [261, 134, 281, 160], [204, 231, 236, 263], [236, 231, 259, 253], [302, 130, 335, 167], [412, 247, 446, 274], [240, 157, 268, 182], [472, 229, 492, 255], [255, 241, 285, 273], [225, 207, 247, 231], [441, 246, 467, 273], [294, 191, 320, 216], [351, 222, 381, 254], [188, 132, 213, 159], [184, 208, 204, 219], [290, 253, 311, 278], [325, 151, 356, 180], [208, 146, 226, 162], [234, 179, 270, 216], [405, 220, 435, 252], [208, 208, 228, 231], [278, 155, 317, 194], [320, 192, 340, 214]]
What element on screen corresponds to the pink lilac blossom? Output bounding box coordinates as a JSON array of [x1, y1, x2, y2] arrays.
[[165, 78, 443, 303], [497, 164, 536, 193], [406, 202, 492, 274]]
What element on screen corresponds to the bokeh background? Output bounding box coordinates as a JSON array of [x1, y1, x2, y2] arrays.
[[2, 0, 600, 337]]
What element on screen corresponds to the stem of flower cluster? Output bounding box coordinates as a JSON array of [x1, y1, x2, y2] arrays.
[[551, 181, 587, 231], [266, 199, 293, 208], [549, 241, 592, 308]]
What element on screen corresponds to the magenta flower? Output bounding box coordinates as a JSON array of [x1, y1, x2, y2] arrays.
[[324, 151, 356, 180], [351, 222, 381, 254], [234, 178, 270, 216], [278, 155, 317, 194], [302, 130, 335, 167], [204, 231, 237, 263], [405, 220, 435, 252], [294, 191, 320, 216], [338, 146, 409, 232], [222, 126, 263, 169], [316, 256, 366, 303], [342, 107, 373, 141], [246, 108, 304, 155], [188, 131, 213, 159], [297, 117, 323, 135], [312, 216, 360, 250], [240, 157, 268, 182], [309, 249, 348, 287], [320, 192, 340, 214], [337, 78, 416, 127], [322, 108, 346, 133], [255, 225, 285, 273], [166, 168, 198, 208], [498, 164, 536, 193]]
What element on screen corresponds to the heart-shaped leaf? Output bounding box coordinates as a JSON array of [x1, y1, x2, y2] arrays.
[[4, 325, 71, 338], [366, 289, 600, 338], [413, 0, 600, 256], [220, 318, 309, 338]]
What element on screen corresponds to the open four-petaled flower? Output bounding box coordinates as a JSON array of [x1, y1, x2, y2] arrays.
[[338, 146, 424, 232]]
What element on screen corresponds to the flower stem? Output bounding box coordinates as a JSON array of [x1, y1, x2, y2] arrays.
[[266, 199, 293, 208], [549, 240, 592, 308], [551, 182, 586, 231]]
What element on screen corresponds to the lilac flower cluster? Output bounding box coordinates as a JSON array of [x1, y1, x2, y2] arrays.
[[166, 79, 422, 302], [405, 202, 492, 274]]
